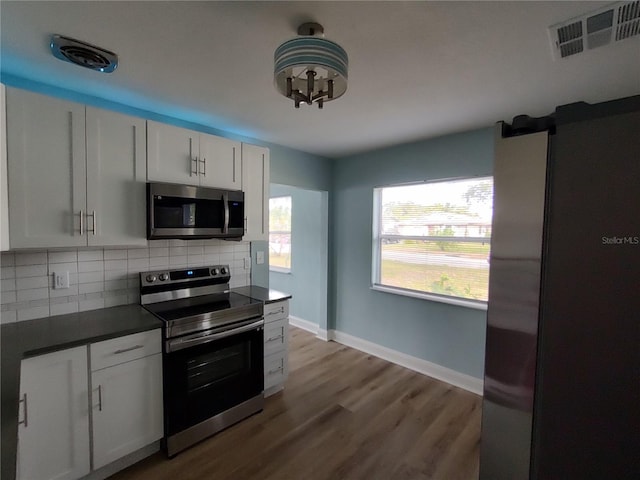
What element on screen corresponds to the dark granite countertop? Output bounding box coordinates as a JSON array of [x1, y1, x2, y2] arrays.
[[230, 285, 292, 304], [1, 304, 162, 480]]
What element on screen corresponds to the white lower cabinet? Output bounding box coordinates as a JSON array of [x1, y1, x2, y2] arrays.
[[263, 300, 289, 396], [91, 351, 163, 469], [17, 330, 163, 480], [17, 346, 91, 480]]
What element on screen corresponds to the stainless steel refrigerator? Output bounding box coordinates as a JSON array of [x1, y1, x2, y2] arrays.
[[480, 95, 640, 479]]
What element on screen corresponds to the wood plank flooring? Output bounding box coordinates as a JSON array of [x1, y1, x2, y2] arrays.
[[111, 327, 481, 480]]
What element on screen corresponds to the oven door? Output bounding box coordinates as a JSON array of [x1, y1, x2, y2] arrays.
[[163, 319, 264, 438]]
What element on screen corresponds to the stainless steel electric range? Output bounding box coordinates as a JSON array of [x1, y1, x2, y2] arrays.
[[140, 265, 264, 457]]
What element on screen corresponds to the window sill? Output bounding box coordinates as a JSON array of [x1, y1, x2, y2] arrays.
[[269, 266, 291, 274], [371, 284, 488, 311]]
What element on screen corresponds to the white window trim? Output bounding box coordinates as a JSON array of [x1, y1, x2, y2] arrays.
[[269, 265, 291, 274], [370, 284, 488, 311], [371, 177, 492, 309]]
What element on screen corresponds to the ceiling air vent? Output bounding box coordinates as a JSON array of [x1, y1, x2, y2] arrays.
[[549, 1, 640, 60], [50, 35, 118, 73]]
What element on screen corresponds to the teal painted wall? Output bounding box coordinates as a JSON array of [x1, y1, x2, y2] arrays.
[[269, 185, 329, 330], [331, 128, 494, 379]]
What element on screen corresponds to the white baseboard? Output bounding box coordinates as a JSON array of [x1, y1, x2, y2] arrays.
[[288, 318, 484, 395], [288, 316, 333, 342], [288, 315, 318, 334], [331, 330, 484, 396], [316, 328, 334, 341]]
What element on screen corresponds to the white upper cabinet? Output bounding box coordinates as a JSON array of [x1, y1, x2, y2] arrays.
[[6, 87, 147, 248], [1, 84, 10, 251], [199, 132, 241, 190], [147, 120, 241, 190], [7, 87, 87, 248], [85, 107, 147, 246], [241, 143, 270, 241], [146, 121, 199, 186]]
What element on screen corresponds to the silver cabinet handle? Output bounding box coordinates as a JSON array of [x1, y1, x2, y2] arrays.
[[266, 307, 285, 316], [18, 393, 28, 427], [261, 155, 265, 234], [244, 217, 248, 234], [78, 210, 84, 236], [232, 147, 236, 182], [200, 157, 206, 177], [266, 334, 284, 342], [113, 344, 143, 354], [189, 138, 197, 176], [97, 385, 103, 411], [87, 210, 96, 235], [268, 366, 283, 375]]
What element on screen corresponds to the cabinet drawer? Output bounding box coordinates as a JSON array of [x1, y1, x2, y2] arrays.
[[91, 329, 161, 371], [264, 319, 287, 357], [264, 351, 287, 390], [264, 300, 288, 323]]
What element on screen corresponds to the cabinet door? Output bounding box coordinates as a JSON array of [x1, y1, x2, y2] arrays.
[[91, 353, 163, 469], [6, 88, 87, 248], [17, 346, 90, 480], [199, 133, 241, 190], [147, 120, 199, 186], [241, 144, 269, 241], [1, 84, 9, 250], [86, 108, 147, 246]]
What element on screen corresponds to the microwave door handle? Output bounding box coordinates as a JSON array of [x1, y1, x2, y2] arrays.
[[222, 193, 229, 234]]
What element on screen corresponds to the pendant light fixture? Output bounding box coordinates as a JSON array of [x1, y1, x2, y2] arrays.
[[274, 22, 348, 109]]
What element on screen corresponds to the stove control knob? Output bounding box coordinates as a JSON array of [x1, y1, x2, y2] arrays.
[[159, 273, 169, 281], [220, 267, 227, 275], [145, 274, 157, 283], [211, 268, 218, 276]]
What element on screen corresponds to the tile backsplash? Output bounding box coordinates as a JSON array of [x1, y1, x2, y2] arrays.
[[0, 239, 251, 324]]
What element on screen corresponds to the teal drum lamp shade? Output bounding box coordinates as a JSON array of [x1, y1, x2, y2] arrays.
[[274, 23, 348, 109]]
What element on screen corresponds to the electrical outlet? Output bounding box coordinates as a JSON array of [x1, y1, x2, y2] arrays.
[[256, 251, 265, 265], [54, 271, 69, 289], [244, 257, 251, 270]]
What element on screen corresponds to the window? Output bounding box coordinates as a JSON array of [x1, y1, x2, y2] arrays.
[[269, 196, 292, 272], [372, 177, 493, 309]]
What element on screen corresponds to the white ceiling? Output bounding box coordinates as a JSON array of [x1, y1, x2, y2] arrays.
[[1, 1, 639, 158]]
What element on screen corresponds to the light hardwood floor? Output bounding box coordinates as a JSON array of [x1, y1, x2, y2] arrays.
[[111, 327, 481, 480]]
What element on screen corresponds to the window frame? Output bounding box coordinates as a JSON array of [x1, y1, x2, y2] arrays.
[[371, 177, 492, 311], [268, 195, 292, 274]]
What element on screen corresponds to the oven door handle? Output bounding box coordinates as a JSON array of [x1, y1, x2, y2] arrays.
[[167, 318, 264, 353]]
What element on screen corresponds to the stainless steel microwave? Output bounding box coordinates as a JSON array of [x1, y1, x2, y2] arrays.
[[147, 182, 244, 240]]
